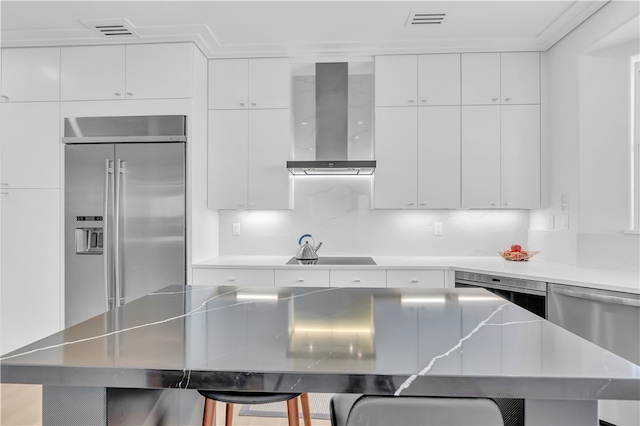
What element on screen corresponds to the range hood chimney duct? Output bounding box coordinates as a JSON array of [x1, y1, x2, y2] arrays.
[[287, 62, 376, 175]]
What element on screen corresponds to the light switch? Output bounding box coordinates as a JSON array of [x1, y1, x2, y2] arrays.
[[232, 223, 241, 236], [561, 215, 569, 231]]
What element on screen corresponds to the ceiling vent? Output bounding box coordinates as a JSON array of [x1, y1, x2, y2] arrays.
[[81, 18, 139, 38], [406, 12, 446, 26]]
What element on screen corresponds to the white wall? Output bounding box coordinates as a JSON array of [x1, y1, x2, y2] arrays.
[[530, 0, 640, 268], [219, 177, 530, 256]]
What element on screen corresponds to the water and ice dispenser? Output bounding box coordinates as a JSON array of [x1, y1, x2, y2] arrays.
[[75, 227, 103, 254]]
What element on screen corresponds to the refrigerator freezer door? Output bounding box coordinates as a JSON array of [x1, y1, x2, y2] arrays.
[[65, 144, 115, 327], [115, 143, 186, 306]]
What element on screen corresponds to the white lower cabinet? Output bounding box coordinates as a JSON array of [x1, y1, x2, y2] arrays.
[[192, 268, 274, 286], [1, 189, 61, 355], [330, 270, 386, 288], [275, 270, 330, 287], [386, 270, 445, 288]]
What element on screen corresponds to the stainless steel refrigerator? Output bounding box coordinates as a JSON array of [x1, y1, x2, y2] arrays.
[[63, 115, 186, 327]]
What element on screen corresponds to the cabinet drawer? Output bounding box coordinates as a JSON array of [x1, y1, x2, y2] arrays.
[[387, 270, 445, 288], [192, 268, 274, 286], [275, 270, 330, 287], [330, 270, 386, 288]]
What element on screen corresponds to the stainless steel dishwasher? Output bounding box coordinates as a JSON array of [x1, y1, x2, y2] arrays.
[[455, 271, 547, 318], [548, 283, 640, 426]]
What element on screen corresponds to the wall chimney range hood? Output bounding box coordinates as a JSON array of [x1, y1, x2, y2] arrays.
[[287, 62, 376, 175]]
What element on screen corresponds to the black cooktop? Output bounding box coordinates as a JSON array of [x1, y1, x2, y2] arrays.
[[286, 256, 377, 266]]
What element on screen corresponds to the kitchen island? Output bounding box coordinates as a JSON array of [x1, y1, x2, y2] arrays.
[[2, 285, 639, 425]]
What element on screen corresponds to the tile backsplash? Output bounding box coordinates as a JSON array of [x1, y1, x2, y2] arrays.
[[219, 177, 530, 256]]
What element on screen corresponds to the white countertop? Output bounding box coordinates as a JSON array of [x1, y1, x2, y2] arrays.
[[193, 256, 640, 294]]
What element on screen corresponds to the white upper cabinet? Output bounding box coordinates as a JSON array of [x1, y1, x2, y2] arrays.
[[461, 105, 540, 209], [418, 106, 461, 208], [208, 110, 249, 210], [461, 106, 501, 208], [125, 43, 194, 99], [418, 54, 461, 106], [373, 107, 418, 209], [60, 43, 194, 101], [501, 105, 541, 208], [209, 59, 249, 109], [501, 52, 540, 105], [1, 47, 60, 102], [208, 109, 292, 210], [1, 102, 60, 189], [247, 109, 292, 209], [374, 55, 418, 107], [461, 53, 501, 105], [209, 58, 290, 110], [248, 58, 291, 109], [61, 45, 126, 101], [462, 52, 540, 105]]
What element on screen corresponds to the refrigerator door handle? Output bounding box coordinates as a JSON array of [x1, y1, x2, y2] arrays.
[[114, 159, 124, 307], [104, 160, 113, 311]]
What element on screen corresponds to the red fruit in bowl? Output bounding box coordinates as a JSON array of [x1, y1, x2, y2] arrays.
[[510, 244, 522, 252]]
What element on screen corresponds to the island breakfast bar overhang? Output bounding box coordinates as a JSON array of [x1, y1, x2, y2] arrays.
[[2, 285, 639, 425]]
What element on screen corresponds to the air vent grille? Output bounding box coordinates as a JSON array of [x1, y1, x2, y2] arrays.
[[406, 12, 446, 26], [81, 18, 139, 38]]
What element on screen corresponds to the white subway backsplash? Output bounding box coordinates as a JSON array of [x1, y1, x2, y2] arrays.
[[219, 177, 530, 256]]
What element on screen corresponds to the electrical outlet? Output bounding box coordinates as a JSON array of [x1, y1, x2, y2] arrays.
[[433, 222, 443, 236], [547, 214, 555, 230], [560, 194, 569, 212], [232, 223, 241, 236]]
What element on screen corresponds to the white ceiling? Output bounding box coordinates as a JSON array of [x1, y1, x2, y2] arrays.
[[0, 1, 610, 58]]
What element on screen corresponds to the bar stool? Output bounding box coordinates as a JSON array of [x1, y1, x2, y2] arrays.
[[329, 394, 504, 426], [199, 390, 311, 426]]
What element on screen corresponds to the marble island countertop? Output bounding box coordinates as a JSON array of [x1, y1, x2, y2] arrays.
[[2, 285, 639, 402], [193, 256, 640, 294]]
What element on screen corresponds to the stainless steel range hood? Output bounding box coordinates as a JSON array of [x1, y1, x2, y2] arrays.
[[287, 63, 376, 175]]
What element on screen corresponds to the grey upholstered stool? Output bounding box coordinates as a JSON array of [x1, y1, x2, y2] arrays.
[[198, 390, 311, 426], [330, 394, 505, 426]]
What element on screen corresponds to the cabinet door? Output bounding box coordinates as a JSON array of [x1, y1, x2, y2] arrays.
[[418, 54, 460, 106], [248, 58, 290, 109], [374, 55, 418, 107], [501, 52, 540, 105], [209, 59, 249, 109], [1, 189, 60, 354], [61, 45, 126, 101], [247, 109, 292, 210], [125, 43, 193, 99], [1, 103, 60, 188], [1, 47, 60, 102], [461, 106, 501, 208], [208, 110, 248, 209], [373, 107, 418, 209], [461, 53, 500, 105], [501, 105, 540, 208], [418, 106, 461, 209]]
